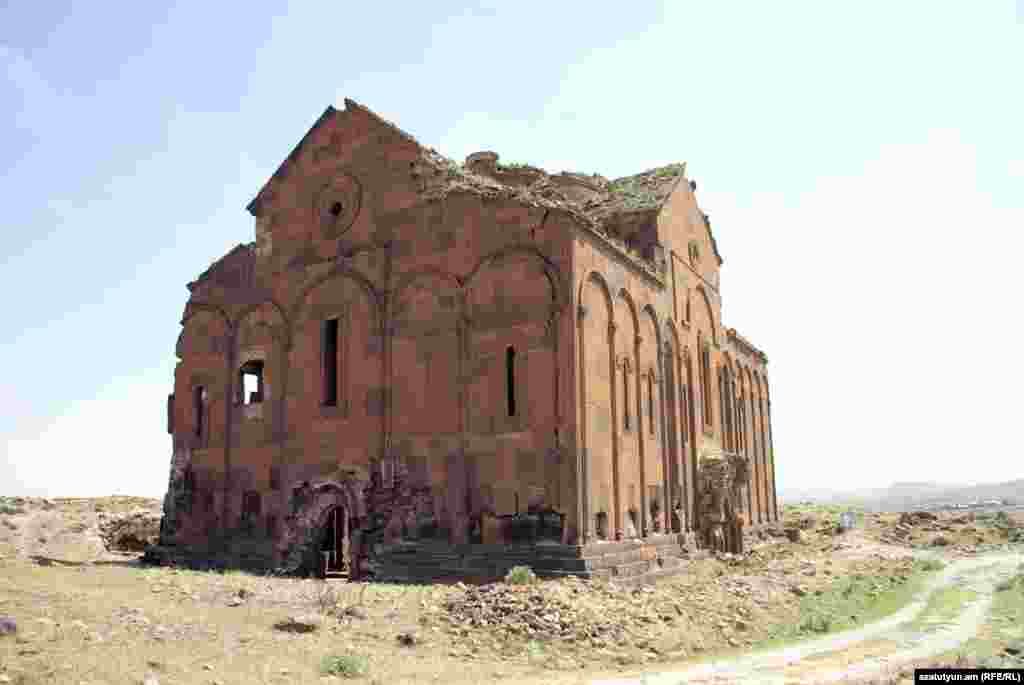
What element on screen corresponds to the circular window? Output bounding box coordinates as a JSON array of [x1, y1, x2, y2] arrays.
[[316, 173, 362, 239]]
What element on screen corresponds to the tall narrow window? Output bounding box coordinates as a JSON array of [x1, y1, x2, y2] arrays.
[[647, 373, 655, 436], [623, 363, 631, 430], [237, 360, 264, 405], [193, 386, 205, 438], [506, 346, 516, 417], [322, 318, 339, 406]]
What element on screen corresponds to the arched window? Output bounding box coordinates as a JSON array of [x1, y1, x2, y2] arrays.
[[701, 343, 713, 428], [506, 346, 516, 418]]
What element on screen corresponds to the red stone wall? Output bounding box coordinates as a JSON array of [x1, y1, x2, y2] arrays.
[[572, 177, 777, 539], [165, 105, 579, 557], [163, 104, 776, 564]]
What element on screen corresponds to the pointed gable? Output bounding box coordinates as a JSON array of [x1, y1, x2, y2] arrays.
[[245, 99, 425, 217]]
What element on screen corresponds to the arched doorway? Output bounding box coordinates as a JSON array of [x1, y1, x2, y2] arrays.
[[317, 505, 350, 579]]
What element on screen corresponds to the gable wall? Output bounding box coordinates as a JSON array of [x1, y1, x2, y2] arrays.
[[166, 108, 580, 554]]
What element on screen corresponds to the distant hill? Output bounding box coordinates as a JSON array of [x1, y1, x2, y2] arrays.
[[779, 479, 1024, 512]]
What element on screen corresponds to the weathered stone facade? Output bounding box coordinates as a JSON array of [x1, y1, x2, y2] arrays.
[[157, 100, 778, 581]]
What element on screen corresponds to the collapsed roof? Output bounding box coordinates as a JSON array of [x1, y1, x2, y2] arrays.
[[245, 100, 722, 265]]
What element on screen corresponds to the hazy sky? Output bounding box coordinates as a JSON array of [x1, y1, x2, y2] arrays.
[[2, 2, 1022, 498]]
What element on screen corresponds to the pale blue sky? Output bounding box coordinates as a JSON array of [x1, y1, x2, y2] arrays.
[[2, 2, 1021, 497]]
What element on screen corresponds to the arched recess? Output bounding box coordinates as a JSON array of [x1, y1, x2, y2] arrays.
[[721, 352, 736, 453], [615, 288, 640, 538], [465, 247, 561, 520], [390, 268, 461, 522], [232, 301, 289, 443], [754, 371, 776, 521], [577, 270, 615, 542], [466, 243, 569, 314], [226, 301, 288, 533], [694, 286, 718, 346], [390, 269, 461, 437], [665, 319, 688, 532], [739, 366, 758, 522], [169, 304, 233, 541], [177, 305, 233, 442], [640, 304, 669, 531], [749, 370, 765, 520], [290, 268, 383, 491], [275, 478, 367, 577]]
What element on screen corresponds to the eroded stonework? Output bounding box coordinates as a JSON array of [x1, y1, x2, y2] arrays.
[[155, 99, 779, 581]]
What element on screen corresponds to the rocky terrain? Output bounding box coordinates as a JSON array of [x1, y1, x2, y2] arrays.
[[0, 497, 1022, 684]]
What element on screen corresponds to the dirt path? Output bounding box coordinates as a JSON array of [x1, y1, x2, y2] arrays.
[[591, 551, 1024, 685]]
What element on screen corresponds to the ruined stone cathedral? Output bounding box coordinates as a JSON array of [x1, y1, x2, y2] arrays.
[[157, 99, 778, 582]]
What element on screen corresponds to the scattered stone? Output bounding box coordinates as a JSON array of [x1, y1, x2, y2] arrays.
[[784, 528, 801, 543], [273, 614, 322, 633], [227, 597, 244, 607], [931, 535, 950, 547], [343, 606, 368, 620], [397, 632, 417, 647], [0, 616, 16, 636]]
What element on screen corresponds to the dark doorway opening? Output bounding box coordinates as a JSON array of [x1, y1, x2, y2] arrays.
[[318, 506, 350, 579]]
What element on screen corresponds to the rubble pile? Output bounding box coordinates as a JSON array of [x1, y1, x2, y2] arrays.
[[99, 510, 161, 552], [425, 547, 819, 663], [438, 579, 641, 645]]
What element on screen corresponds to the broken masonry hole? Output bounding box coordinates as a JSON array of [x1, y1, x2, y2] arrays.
[[330, 201, 344, 217]]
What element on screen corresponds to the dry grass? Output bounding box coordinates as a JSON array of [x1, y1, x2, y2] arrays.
[[1, 498, 1017, 684]]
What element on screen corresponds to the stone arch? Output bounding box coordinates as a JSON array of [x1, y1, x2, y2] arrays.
[[232, 301, 288, 411], [233, 298, 291, 349], [577, 270, 615, 322], [390, 268, 461, 436], [290, 265, 381, 332], [695, 285, 717, 345], [753, 371, 776, 521], [639, 303, 669, 530], [720, 352, 736, 453], [392, 266, 463, 304], [275, 478, 367, 577], [463, 246, 561, 523], [617, 288, 640, 336], [741, 365, 762, 523], [577, 270, 616, 542], [614, 288, 640, 537], [467, 243, 568, 314], [664, 318, 690, 529], [641, 304, 663, 351], [288, 265, 386, 475], [178, 303, 232, 359]]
